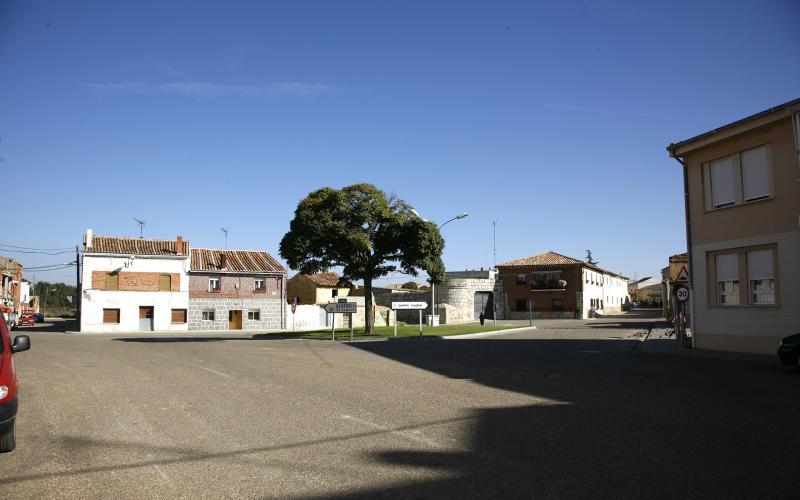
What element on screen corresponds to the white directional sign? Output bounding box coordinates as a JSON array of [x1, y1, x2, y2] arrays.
[[324, 302, 357, 313], [391, 301, 428, 310], [675, 284, 689, 303]]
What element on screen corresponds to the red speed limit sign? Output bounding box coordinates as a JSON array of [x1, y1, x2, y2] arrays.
[[675, 284, 689, 303]]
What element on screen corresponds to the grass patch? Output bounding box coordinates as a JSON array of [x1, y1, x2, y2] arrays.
[[269, 324, 514, 340]]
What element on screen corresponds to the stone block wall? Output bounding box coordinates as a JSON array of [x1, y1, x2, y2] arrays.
[[437, 271, 498, 323], [188, 298, 283, 331]]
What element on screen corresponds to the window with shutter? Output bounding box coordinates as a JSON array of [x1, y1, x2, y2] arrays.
[[106, 273, 119, 291], [741, 145, 770, 201], [171, 309, 187, 323], [710, 156, 736, 208], [103, 308, 120, 323], [747, 250, 774, 304], [160, 274, 171, 291], [715, 253, 739, 305]]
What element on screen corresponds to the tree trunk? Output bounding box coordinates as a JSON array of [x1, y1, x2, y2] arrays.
[[364, 276, 374, 335]]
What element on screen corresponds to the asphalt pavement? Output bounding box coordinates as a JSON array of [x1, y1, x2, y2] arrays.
[[0, 322, 797, 498]]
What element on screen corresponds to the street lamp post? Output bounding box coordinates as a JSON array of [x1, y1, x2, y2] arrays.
[[431, 212, 469, 326], [43, 287, 56, 318]]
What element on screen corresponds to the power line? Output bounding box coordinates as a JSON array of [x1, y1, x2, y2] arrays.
[[22, 263, 77, 271], [0, 246, 73, 255], [0, 242, 73, 251]]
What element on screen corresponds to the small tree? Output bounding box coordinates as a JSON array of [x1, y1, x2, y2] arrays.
[[401, 281, 419, 290], [280, 184, 445, 334], [586, 250, 599, 266]]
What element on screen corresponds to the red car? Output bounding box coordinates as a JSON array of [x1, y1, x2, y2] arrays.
[[17, 314, 34, 327], [0, 311, 30, 452]]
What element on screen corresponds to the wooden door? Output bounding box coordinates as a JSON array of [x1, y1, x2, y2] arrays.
[[228, 310, 242, 330]]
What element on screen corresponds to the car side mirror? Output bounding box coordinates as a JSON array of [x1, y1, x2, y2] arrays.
[[11, 335, 30, 353]]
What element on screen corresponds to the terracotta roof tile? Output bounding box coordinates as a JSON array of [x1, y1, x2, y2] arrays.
[[497, 251, 584, 268], [497, 251, 628, 279], [190, 249, 285, 274], [305, 272, 346, 287], [86, 236, 188, 256]]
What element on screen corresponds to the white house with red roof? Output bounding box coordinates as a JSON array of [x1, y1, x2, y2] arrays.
[[80, 229, 190, 333]]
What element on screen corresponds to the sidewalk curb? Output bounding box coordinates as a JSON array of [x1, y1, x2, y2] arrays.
[[443, 326, 535, 340]]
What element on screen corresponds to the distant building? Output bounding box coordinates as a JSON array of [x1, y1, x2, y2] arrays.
[[286, 272, 351, 305], [667, 98, 800, 354], [0, 255, 23, 316], [80, 230, 189, 333], [188, 248, 286, 331], [661, 252, 689, 319], [496, 251, 628, 319]]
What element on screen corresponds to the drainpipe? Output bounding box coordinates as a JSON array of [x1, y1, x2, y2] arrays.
[[672, 154, 696, 348]]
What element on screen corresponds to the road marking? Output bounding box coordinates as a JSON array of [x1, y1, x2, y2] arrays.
[[113, 417, 127, 431], [152, 464, 169, 481], [200, 367, 235, 379], [340, 414, 441, 448]]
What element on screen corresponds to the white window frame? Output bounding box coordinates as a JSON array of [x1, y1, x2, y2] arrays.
[[202, 310, 215, 321], [248, 309, 260, 321], [208, 278, 221, 293], [253, 278, 265, 291]]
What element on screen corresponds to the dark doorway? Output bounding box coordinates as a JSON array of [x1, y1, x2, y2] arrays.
[[138, 306, 154, 331], [474, 292, 494, 319]]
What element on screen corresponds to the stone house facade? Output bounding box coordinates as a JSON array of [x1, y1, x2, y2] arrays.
[[188, 248, 286, 331]]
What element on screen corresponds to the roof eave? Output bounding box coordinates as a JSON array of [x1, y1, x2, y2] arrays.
[[667, 97, 800, 158]]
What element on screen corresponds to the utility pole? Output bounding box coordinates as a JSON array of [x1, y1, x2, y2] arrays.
[[493, 221, 497, 268], [76, 245, 81, 329]]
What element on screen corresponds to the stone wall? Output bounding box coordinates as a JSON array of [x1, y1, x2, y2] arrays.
[[188, 298, 283, 331], [437, 270, 498, 323]]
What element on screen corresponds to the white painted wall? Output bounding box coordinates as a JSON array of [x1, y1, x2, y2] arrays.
[[19, 281, 30, 311], [81, 254, 189, 332], [286, 304, 325, 331], [582, 270, 627, 318]]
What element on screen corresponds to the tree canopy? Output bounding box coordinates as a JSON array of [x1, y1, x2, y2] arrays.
[[280, 184, 445, 333], [401, 281, 419, 290]]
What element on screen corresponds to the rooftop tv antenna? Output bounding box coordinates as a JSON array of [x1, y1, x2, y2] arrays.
[[220, 227, 229, 250], [132, 217, 146, 238]]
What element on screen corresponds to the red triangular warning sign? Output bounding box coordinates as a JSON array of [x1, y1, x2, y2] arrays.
[[676, 266, 689, 282]]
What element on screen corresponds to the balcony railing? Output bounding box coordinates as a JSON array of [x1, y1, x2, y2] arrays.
[[530, 280, 567, 291]]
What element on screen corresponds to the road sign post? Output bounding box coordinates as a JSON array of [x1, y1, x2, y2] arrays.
[[391, 302, 428, 340], [675, 284, 689, 303], [324, 302, 357, 341]]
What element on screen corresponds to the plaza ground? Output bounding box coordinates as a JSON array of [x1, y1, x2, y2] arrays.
[[0, 316, 796, 498]]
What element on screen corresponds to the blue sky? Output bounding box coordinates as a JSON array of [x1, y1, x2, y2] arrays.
[[1, 0, 798, 285]]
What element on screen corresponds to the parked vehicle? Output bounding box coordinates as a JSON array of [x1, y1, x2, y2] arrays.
[[17, 314, 34, 327], [18, 310, 35, 327], [0, 311, 31, 452], [777, 333, 800, 370]]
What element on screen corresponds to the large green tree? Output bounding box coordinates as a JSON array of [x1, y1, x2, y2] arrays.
[[280, 184, 445, 334]]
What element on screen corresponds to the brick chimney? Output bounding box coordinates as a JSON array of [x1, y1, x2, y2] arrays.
[[84, 229, 93, 250], [176, 235, 183, 255], [219, 252, 227, 269]]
